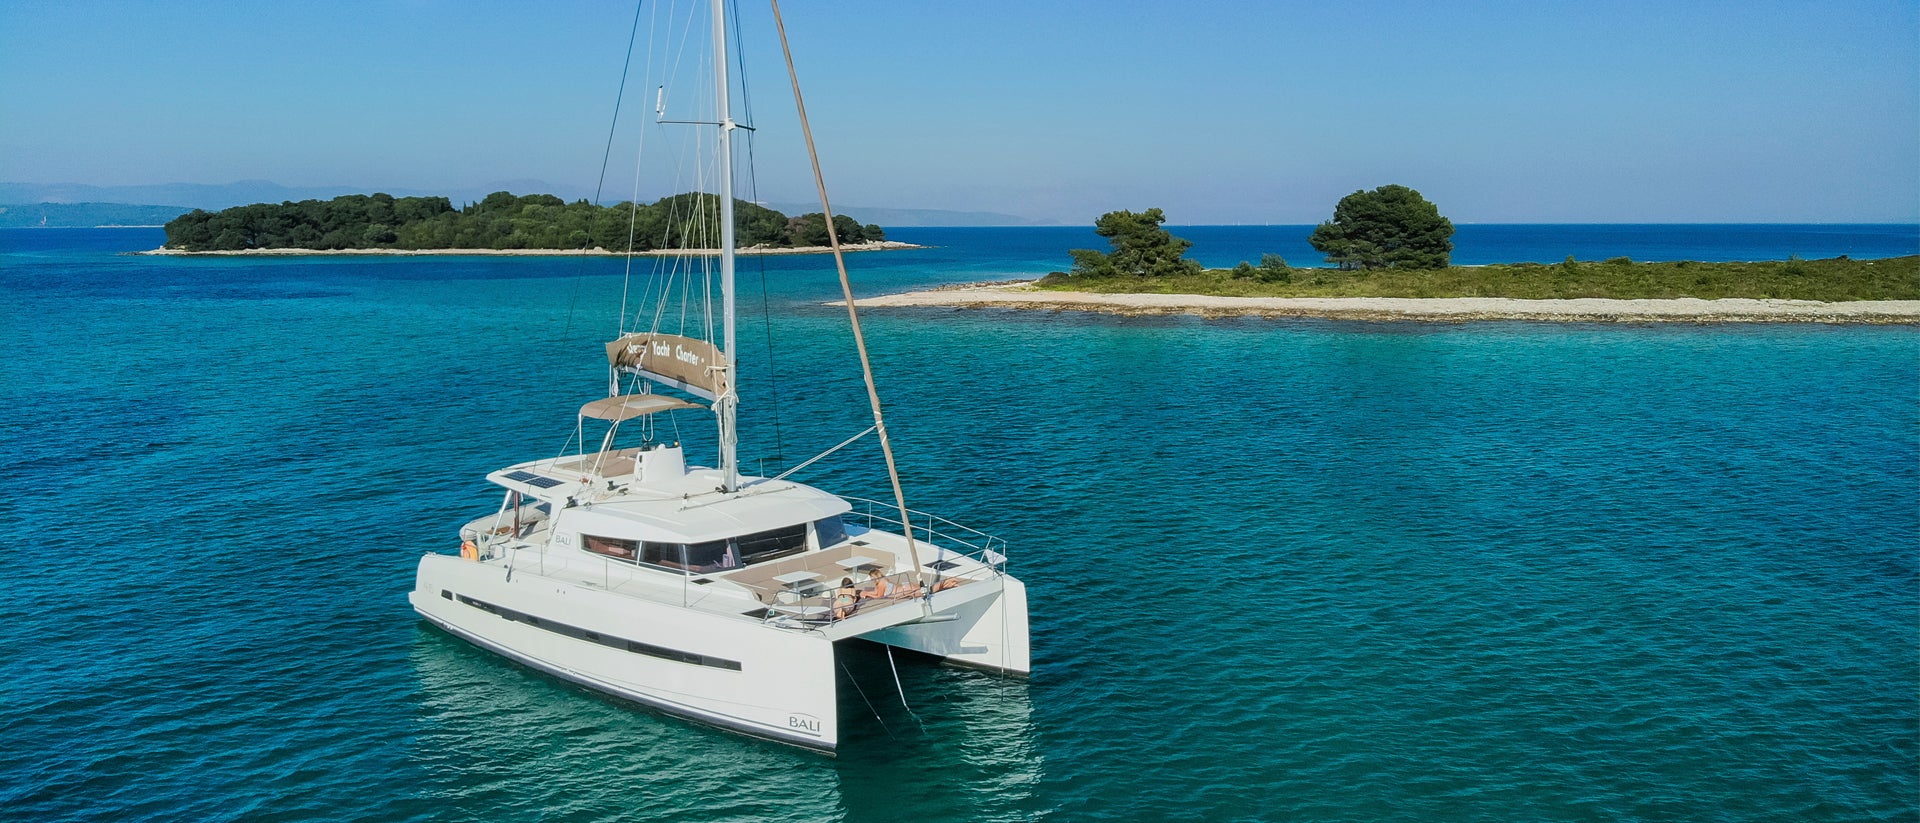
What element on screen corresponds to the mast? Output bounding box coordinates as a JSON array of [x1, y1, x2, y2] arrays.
[[712, 0, 740, 492]]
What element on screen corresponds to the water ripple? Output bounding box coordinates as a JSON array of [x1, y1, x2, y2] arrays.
[[2, 234, 1914, 821]]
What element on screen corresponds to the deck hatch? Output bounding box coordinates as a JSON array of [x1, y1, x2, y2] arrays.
[[452, 593, 742, 671]]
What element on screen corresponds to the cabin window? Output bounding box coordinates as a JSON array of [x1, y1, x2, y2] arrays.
[[681, 540, 736, 572], [640, 542, 689, 570], [813, 516, 848, 549], [638, 540, 732, 573], [582, 534, 638, 562], [622, 525, 807, 573], [736, 523, 809, 564]]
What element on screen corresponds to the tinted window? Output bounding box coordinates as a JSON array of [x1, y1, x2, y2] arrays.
[[583, 534, 638, 562], [640, 541, 688, 570], [814, 516, 848, 549], [736, 524, 808, 564], [682, 540, 734, 572]]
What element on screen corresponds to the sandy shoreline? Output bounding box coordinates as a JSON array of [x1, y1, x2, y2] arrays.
[[135, 240, 924, 257], [850, 281, 1920, 324]]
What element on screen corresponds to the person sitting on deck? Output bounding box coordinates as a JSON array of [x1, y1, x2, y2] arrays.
[[894, 575, 923, 598], [861, 567, 894, 601], [831, 578, 860, 620]]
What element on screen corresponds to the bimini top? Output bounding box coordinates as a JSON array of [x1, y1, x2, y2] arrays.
[[579, 393, 703, 422]]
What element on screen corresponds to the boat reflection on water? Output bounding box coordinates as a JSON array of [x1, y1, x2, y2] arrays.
[[408, 627, 1042, 821], [407, 626, 839, 820], [830, 642, 1044, 821]]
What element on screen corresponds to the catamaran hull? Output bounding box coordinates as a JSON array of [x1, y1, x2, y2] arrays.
[[409, 555, 840, 751], [857, 577, 1031, 676]]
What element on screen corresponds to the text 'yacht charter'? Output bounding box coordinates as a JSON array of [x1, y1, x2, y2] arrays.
[[407, 0, 1030, 752]]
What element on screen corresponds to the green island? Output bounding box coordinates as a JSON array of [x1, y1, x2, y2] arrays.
[[1038, 254, 1920, 302], [161, 191, 886, 252], [1039, 189, 1919, 302]]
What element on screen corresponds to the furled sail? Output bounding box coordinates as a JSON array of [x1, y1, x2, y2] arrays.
[[605, 333, 728, 401]]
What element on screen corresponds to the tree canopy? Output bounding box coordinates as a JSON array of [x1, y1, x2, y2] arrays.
[[162, 191, 886, 252], [1065, 208, 1203, 278], [1308, 185, 1454, 270]]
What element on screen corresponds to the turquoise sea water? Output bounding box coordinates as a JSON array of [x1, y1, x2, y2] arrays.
[[3, 227, 1916, 822]]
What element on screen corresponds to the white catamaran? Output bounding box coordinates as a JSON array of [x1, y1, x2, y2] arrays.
[[407, 0, 1029, 752]]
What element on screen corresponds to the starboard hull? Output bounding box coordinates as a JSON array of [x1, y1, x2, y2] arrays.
[[855, 577, 1031, 676]]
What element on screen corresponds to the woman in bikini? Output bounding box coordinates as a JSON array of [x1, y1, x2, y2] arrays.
[[861, 567, 894, 601], [831, 577, 860, 620]]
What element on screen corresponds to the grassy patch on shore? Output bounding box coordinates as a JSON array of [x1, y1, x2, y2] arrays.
[[1033, 255, 1920, 301]]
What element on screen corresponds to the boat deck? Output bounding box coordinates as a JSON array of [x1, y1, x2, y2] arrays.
[[463, 521, 990, 638]]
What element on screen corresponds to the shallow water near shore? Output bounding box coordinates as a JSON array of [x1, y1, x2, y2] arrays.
[[4, 228, 1916, 822]]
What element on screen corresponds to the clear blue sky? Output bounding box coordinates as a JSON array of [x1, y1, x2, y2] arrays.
[[2, 0, 1915, 223]]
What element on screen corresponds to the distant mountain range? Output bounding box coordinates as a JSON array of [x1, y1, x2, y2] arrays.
[[764, 202, 1046, 227], [0, 180, 556, 213], [0, 181, 1047, 228], [0, 202, 193, 228]]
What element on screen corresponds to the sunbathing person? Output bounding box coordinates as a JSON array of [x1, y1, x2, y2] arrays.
[[861, 567, 894, 601], [831, 578, 860, 620]]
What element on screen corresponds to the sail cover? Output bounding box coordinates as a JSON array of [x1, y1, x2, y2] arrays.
[[579, 393, 703, 421], [605, 333, 728, 401]]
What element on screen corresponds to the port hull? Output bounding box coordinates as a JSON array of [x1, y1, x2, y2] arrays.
[[410, 555, 840, 751]]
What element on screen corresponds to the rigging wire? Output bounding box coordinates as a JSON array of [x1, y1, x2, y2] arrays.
[[594, 2, 647, 207], [730, 0, 788, 473], [840, 662, 894, 740], [563, 2, 651, 369], [629, 0, 701, 336]]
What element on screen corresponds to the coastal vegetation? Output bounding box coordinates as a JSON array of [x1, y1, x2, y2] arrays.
[[1039, 204, 1916, 301], [1309, 185, 1454, 270], [1038, 254, 1920, 302], [161, 191, 885, 252]]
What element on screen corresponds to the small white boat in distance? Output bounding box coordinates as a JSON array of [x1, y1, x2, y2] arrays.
[[408, 0, 1029, 753]]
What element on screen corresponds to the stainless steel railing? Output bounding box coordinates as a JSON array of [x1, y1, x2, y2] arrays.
[[837, 496, 1009, 572]]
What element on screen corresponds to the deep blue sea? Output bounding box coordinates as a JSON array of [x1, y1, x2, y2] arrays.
[[3, 226, 1916, 822]]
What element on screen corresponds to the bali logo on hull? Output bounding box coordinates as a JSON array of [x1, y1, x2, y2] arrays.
[[786, 713, 822, 736]]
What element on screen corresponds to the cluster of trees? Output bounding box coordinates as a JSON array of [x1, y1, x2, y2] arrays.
[[1052, 185, 1453, 283], [1040, 191, 1917, 300], [162, 191, 885, 252], [1309, 185, 1453, 270], [1064, 208, 1203, 278], [1231, 254, 1294, 283]]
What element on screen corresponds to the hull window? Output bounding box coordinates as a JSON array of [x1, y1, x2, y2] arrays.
[[451, 592, 742, 671]]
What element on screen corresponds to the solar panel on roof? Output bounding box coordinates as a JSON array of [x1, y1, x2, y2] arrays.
[[503, 470, 564, 489]]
